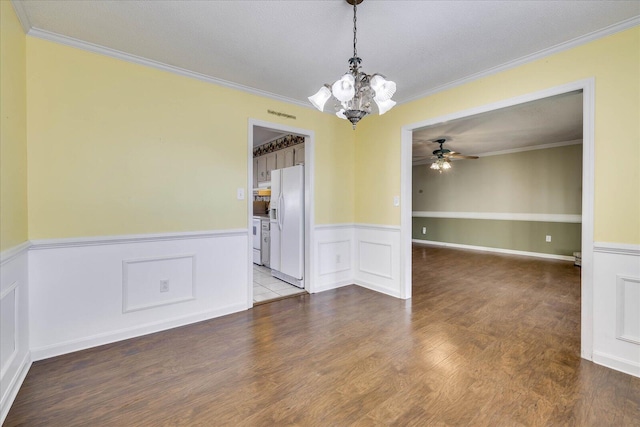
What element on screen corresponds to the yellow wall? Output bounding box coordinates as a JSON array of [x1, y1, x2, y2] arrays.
[[0, 1, 28, 251], [26, 38, 355, 239], [355, 26, 640, 244]]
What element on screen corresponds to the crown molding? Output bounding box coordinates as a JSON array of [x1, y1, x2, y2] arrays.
[[10, 0, 31, 33], [25, 27, 313, 110], [399, 16, 640, 106]]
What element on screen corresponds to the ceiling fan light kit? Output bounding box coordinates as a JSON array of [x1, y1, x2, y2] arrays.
[[428, 138, 479, 172], [308, 0, 397, 129]]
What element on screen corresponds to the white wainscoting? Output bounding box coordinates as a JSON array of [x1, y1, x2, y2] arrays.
[[593, 242, 640, 377], [354, 224, 402, 298], [28, 230, 248, 361], [312, 224, 403, 298], [313, 224, 355, 293], [0, 242, 31, 425]]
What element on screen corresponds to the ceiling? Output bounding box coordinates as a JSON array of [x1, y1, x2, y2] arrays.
[[13, 0, 639, 108], [412, 91, 584, 164], [12, 1, 636, 156]]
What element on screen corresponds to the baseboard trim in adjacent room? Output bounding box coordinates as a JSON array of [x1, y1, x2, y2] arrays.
[[0, 352, 32, 425], [593, 351, 640, 378], [412, 239, 575, 261], [30, 303, 246, 362]]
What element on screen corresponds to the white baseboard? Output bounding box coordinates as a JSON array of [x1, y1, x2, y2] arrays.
[[0, 351, 31, 425], [31, 303, 245, 361], [354, 279, 402, 299], [592, 351, 640, 378], [312, 279, 354, 294], [412, 239, 575, 261]]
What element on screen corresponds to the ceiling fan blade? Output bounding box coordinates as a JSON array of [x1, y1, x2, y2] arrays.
[[446, 153, 479, 159]]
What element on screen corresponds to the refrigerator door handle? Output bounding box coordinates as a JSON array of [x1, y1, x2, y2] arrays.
[[278, 194, 284, 230]]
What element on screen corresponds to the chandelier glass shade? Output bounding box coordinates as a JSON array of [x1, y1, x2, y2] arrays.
[[308, 0, 397, 129]]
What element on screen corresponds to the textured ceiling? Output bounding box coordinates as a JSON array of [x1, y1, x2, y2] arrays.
[[412, 91, 584, 164], [15, 0, 640, 107]]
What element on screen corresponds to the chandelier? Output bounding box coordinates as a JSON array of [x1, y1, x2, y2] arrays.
[[308, 0, 397, 129]]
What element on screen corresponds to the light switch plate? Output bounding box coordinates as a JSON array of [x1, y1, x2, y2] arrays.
[[393, 196, 400, 207], [237, 188, 245, 200]]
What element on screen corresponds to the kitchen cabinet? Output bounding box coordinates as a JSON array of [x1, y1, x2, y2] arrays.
[[294, 145, 305, 165], [253, 157, 259, 188], [265, 152, 277, 181], [277, 147, 295, 169], [257, 156, 267, 183]]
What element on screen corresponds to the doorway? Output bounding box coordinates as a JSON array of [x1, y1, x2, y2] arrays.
[[400, 79, 595, 359], [247, 119, 315, 307]]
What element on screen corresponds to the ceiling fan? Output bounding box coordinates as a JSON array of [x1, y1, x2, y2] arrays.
[[414, 138, 479, 172]]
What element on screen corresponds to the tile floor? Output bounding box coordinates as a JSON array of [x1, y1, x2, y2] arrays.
[[253, 264, 306, 303]]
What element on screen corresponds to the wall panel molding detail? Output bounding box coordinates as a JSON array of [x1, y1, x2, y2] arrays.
[[358, 242, 393, 279], [29, 232, 249, 361], [593, 246, 640, 378], [616, 275, 640, 345], [313, 226, 355, 293], [412, 211, 582, 223], [354, 226, 402, 299], [122, 255, 196, 313], [0, 246, 29, 425]]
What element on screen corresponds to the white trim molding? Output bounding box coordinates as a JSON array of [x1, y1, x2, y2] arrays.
[[402, 78, 597, 361], [594, 242, 640, 256], [0, 241, 31, 266], [412, 211, 582, 223], [616, 275, 640, 345], [400, 17, 640, 105], [412, 239, 575, 262], [29, 229, 247, 250], [24, 27, 312, 110]]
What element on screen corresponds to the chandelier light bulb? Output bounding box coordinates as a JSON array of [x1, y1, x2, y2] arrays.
[[442, 160, 451, 170]]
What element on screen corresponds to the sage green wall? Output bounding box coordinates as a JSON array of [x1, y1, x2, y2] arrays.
[[412, 144, 582, 256], [413, 144, 583, 214], [412, 217, 581, 256]]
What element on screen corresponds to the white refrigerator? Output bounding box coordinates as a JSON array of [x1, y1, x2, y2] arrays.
[[270, 165, 304, 288]]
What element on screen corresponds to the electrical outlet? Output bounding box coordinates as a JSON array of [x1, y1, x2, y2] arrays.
[[422, 227, 427, 235], [545, 235, 552, 243], [160, 279, 170, 293], [336, 254, 341, 263]]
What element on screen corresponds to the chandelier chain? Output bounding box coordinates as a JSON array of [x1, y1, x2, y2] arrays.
[[352, 2, 358, 58]]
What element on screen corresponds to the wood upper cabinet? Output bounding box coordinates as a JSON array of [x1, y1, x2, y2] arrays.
[[257, 156, 267, 183], [277, 147, 295, 169], [265, 152, 277, 181], [294, 145, 305, 165], [255, 143, 304, 183], [253, 157, 259, 188]]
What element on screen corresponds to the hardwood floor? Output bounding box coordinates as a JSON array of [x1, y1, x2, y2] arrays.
[[5, 245, 639, 426]]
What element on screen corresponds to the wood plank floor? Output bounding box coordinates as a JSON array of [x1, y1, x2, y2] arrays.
[[5, 245, 639, 426]]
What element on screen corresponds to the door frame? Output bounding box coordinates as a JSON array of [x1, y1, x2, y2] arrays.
[[399, 78, 596, 360], [247, 119, 315, 308]]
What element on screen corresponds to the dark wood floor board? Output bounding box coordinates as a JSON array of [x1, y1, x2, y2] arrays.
[[5, 245, 639, 426]]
